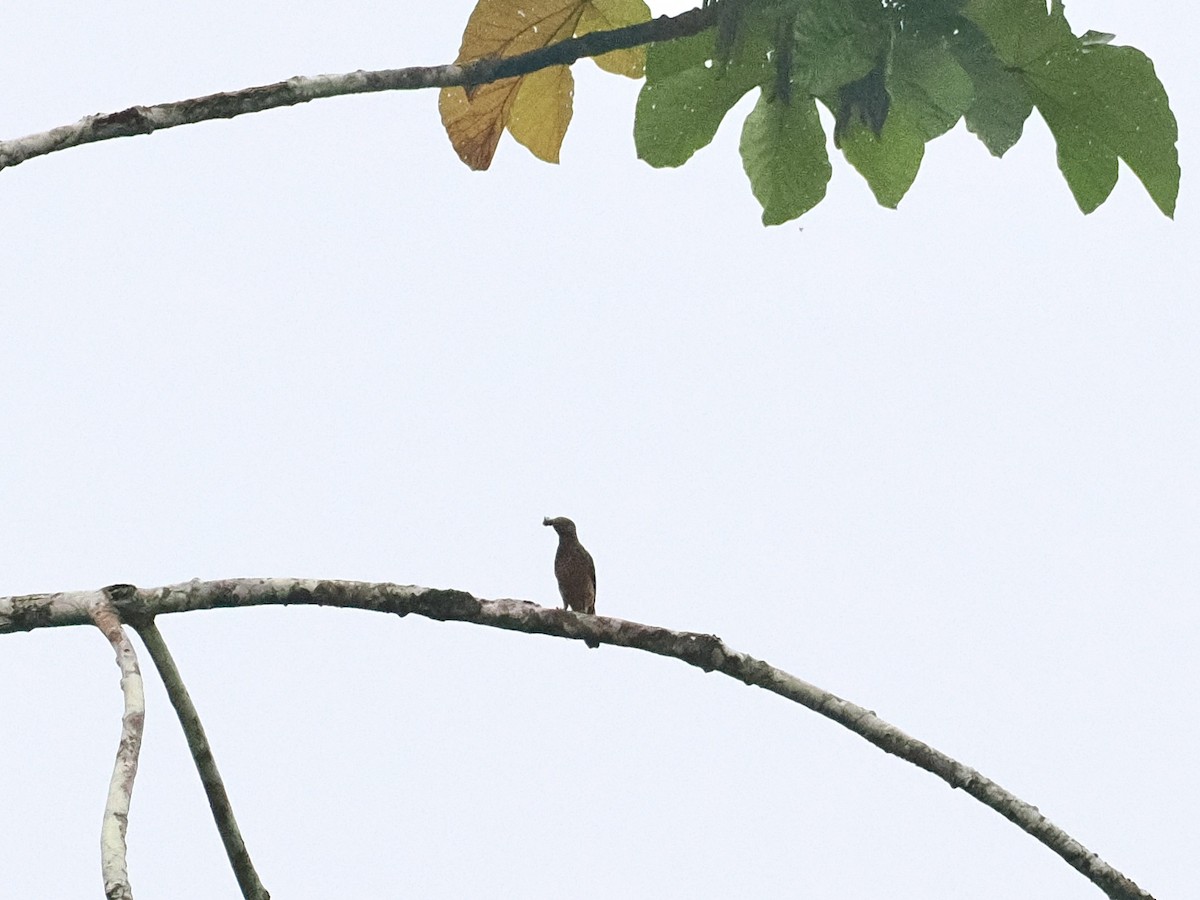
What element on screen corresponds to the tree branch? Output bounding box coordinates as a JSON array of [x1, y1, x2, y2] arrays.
[[3, 577, 1153, 899], [130, 614, 270, 900], [88, 590, 146, 900], [0, 6, 716, 174]]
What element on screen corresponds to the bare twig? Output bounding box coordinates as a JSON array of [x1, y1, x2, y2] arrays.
[[87, 590, 146, 900], [132, 617, 270, 900], [3, 578, 1154, 900], [0, 6, 716, 174]]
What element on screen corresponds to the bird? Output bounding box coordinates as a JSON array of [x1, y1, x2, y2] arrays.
[[543, 516, 596, 616]]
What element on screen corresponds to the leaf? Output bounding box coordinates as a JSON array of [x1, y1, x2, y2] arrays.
[[888, 35, 974, 142], [963, 0, 1073, 68], [634, 29, 768, 168], [1036, 100, 1116, 214], [508, 65, 576, 163], [789, 0, 882, 97], [832, 62, 889, 148], [965, 0, 1179, 216], [739, 91, 831, 225], [439, 80, 521, 171], [831, 33, 973, 208], [1026, 43, 1179, 216], [577, 0, 652, 77], [439, 0, 651, 170], [838, 110, 926, 209], [948, 19, 1032, 157]]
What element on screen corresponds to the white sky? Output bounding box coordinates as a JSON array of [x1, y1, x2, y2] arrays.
[[1, 1, 1195, 897]]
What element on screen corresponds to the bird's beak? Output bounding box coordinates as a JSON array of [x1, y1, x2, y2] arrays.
[[542, 517, 552, 526]]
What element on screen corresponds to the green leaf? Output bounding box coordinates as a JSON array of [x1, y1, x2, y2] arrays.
[[789, 0, 883, 96], [888, 35, 975, 141], [1025, 42, 1179, 216], [739, 92, 832, 225], [832, 32, 973, 208], [838, 109, 926, 209], [629, 0, 1177, 222], [1037, 103, 1116, 214], [644, 23, 715, 81], [635, 29, 767, 168], [949, 20, 1032, 156], [965, 0, 1178, 216], [963, 0, 1073, 68]]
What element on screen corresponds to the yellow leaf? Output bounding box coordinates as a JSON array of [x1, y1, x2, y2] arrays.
[[439, 0, 651, 168], [439, 0, 583, 169], [578, 0, 651, 78], [455, 0, 584, 62], [509, 66, 575, 163]]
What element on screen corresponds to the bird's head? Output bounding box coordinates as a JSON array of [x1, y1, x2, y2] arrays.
[[543, 516, 577, 537]]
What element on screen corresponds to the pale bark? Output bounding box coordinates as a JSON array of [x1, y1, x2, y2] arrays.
[[87, 593, 146, 900], [0, 8, 714, 173], [2, 576, 1154, 900]]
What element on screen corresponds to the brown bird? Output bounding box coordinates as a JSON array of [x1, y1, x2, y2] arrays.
[[543, 516, 596, 615]]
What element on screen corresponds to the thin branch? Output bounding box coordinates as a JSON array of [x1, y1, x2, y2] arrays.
[[87, 591, 146, 900], [130, 614, 270, 900], [4, 577, 1153, 900], [0, 6, 716, 174]]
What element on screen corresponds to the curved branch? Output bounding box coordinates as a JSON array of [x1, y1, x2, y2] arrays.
[[4, 578, 1153, 900], [88, 591, 146, 900], [131, 616, 270, 900], [0, 6, 715, 174]]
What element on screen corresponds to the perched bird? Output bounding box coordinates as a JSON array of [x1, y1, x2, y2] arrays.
[[543, 516, 596, 615]]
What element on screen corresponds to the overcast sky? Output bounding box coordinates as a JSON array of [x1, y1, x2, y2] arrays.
[[1, 2, 1195, 897]]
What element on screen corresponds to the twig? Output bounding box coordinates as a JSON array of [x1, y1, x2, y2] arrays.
[[131, 616, 270, 900], [87, 591, 146, 900], [3, 577, 1154, 900], [0, 6, 716, 173]]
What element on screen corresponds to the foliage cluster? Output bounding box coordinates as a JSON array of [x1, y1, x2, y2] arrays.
[[441, 0, 1178, 224]]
